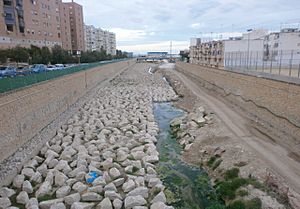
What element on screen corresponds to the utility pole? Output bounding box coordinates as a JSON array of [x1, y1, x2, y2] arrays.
[[170, 41, 172, 60], [247, 29, 253, 69]]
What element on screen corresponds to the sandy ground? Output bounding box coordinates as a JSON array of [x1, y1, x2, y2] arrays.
[[157, 65, 300, 208]]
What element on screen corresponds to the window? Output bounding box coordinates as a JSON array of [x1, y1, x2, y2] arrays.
[[6, 24, 13, 32], [4, 0, 12, 6]]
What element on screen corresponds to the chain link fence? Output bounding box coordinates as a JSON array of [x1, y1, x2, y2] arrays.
[[224, 50, 300, 78], [0, 59, 127, 94]]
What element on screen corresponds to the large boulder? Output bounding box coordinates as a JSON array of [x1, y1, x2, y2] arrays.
[[124, 195, 147, 209]]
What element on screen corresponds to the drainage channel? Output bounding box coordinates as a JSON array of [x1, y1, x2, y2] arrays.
[[153, 102, 222, 209]]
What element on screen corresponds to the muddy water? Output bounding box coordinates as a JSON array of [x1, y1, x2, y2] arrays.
[[153, 102, 221, 209]]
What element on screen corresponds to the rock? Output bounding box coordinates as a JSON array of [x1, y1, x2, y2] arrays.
[[13, 174, 25, 188], [87, 185, 103, 193], [70, 202, 94, 209], [31, 172, 43, 184], [151, 192, 166, 203], [0, 197, 11, 209], [124, 195, 147, 209], [26, 198, 39, 208], [127, 187, 149, 199], [56, 186, 71, 198], [0, 187, 16, 198], [113, 178, 125, 187], [131, 151, 145, 160], [109, 168, 121, 179], [55, 171, 68, 186], [82, 192, 102, 201], [16, 191, 29, 205], [39, 199, 64, 209], [96, 198, 113, 209], [143, 156, 159, 164], [36, 181, 52, 198], [104, 183, 117, 192], [122, 179, 136, 193], [22, 180, 33, 194], [148, 178, 161, 188], [113, 199, 122, 209], [104, 191, 122, 201], [150, 202, 173, 209], [133, 207, 148, 209], [50, 203, 66, 209], [72, 182, 87, 193], [64, 193, 81, 205], [92, 177, 106, 186], [22, 168, 35, 178]]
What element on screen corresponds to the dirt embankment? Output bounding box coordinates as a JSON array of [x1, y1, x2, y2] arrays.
[[156, 67, 299, 209]]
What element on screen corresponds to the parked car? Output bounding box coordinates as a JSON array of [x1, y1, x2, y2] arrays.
[[16, 66, 32, 76], [0, 66, 17, 77], [31, 64, 47, 73], [55, 64, 65, 70], [46, 65, 57, 71]]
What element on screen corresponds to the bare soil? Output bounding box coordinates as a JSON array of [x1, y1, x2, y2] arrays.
[[158, 67, 300, 209]]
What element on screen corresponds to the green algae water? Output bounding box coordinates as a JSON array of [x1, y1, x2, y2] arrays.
[[153, 102, 222, 209]]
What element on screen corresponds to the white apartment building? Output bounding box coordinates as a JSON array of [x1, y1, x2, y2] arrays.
[[84, 25, 116, 56], [264, 28, 300, 63]]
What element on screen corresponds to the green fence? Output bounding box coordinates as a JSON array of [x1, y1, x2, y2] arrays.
[[0, 59, 127, 94]]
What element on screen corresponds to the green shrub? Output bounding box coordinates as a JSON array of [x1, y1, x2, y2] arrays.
[[217, 178, 249, 200], [224, 168, 240, 180], [207, 156, 217, 167], [226, 200, 245, 209], [244, 198, 262, 209], [237, 189, 248, 197], [207, 203, 226, 209], [212, 159, 223, 170]]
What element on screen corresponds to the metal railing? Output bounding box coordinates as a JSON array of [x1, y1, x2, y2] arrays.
[[224, 50, 300, 78], [0, 59, 127, 94]]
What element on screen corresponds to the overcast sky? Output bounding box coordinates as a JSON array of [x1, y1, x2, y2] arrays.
[[63, 0, 300, 54]]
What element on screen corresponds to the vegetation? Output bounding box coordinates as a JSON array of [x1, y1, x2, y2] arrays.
[[224, 168, 240, 180], [0, 45, 127, 65]]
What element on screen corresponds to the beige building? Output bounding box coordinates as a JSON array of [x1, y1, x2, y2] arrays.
[[0, 0, 63, 49], [0, 0, 84, 53], [190, 39, 224, 68], [84, 25, 116, 56], [59, 2, 72, 51], [65, 0, 85, 54]]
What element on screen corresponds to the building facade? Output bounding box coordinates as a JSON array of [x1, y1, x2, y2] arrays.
[[84, 25, 116, 56], [0, 0, 63, 49], [59, 2, 72, 51], [189, 39, 224, 67], [64, 0, 84, 54], [0, 0, 84, 53]]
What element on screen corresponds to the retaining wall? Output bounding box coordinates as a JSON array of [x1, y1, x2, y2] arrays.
[[0, 60, 133, 164], [176, 62, 300, 152]]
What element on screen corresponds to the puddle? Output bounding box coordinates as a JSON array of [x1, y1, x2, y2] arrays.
[[153, 102, 222, 209]]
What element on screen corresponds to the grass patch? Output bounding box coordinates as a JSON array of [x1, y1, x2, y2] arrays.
[[212, 159, 223, 170], [224, 168, 240, 180], [207, 156, 217, 167]]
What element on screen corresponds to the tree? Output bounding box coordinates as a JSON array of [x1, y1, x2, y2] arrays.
[[10, 46, 29, 65], [41, 46, 51, 64]]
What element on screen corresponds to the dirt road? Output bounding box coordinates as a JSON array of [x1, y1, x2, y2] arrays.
[[169, 68, 300, 196]]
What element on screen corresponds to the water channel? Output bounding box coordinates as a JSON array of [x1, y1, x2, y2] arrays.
[[153, 102, 222, 209]]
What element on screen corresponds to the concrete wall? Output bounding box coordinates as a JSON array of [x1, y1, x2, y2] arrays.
[[0, 60, 133, 164], [176, 62, 300, 152]]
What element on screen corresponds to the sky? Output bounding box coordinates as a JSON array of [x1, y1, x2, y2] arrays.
[[63, 0, 300, 54]]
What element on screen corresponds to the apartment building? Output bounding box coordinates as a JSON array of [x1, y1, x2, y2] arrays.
[[264, 28, 300, 63], [0, 0, 63, 49], [84, 25, 116, 56], [0, 0, 84, 54], [64, 0, 84, 54], [59, 2, 72, 51], [189, 39, 224, 67]]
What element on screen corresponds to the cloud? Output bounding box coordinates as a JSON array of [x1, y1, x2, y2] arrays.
[[190, 23, 205, 29], [118, 41, 189, 54], [109, 28, 148, 41]]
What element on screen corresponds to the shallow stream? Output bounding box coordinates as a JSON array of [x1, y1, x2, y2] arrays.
[[153, 102, 221, 209]]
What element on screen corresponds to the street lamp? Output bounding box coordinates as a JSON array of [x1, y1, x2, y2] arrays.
[[247, 29, 252, 69]]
